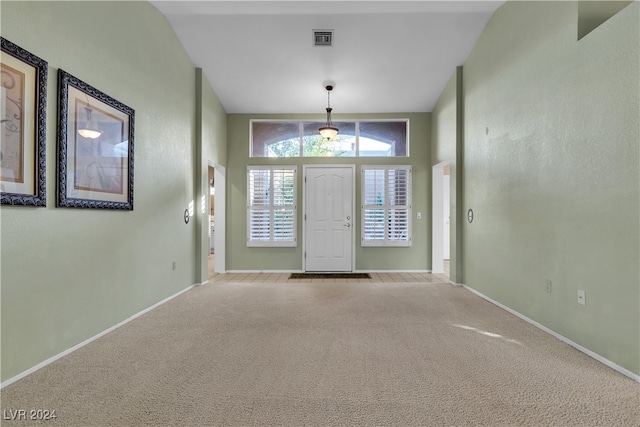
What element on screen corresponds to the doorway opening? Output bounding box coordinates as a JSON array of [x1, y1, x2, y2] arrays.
[[208, 166, 215, 278], [432, 162, 450, 277], [207, 163, 226, 278]]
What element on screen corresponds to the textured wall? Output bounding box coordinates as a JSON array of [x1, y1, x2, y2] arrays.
[[430, 70, 462, 282], [0, 1, 224, 381], [226, 113, 431, 272], [201, 75, 227, 173], [195, 69, 227, 282], [461, 1, 639, 375]]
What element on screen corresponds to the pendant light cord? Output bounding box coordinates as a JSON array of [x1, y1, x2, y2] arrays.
[[326, 86, 333, 127]]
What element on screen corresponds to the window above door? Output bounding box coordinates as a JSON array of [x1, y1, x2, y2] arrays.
[[250, 119, 409, 158]]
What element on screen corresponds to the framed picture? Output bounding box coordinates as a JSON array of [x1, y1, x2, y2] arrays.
[[57, 70, 134, 210], [0, 37, 47, 206]]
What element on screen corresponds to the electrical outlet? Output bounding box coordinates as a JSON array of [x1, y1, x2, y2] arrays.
[[545, 279, 552, 293], [172, 261, 176, 270], [417, 212, 422, 219], [577, 289, 586, 306]]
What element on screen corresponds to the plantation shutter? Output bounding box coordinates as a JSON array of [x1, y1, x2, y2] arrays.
[[247, 166, 297, 247], [248, 169, 271, 242], [362, 169, 386, 242], [387, 168, 410, 242], [272, 169, 296, 242], [361, 166, 411, 247]]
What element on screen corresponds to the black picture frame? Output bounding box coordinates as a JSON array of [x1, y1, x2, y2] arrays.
[[0, 37, 48, 206], [57, 70, 134, 210]]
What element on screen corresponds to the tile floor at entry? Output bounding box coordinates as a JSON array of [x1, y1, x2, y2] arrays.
[[207, 256, 451, 284]]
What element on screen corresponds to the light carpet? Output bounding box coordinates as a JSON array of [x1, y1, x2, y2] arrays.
[[1, 278, 638, 426]]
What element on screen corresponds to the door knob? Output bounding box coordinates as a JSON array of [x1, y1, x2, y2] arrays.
[[344, 223, 351, 227]]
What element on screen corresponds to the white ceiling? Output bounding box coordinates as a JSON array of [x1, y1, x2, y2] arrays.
[[150, 1, 505, 114]]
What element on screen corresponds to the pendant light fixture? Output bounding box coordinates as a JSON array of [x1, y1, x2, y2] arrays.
[[318, 85, 338, 139], [77, 95, 102, 139]]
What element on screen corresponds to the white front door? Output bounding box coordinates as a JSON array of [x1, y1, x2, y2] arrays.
[[304, 166, 354, 272]]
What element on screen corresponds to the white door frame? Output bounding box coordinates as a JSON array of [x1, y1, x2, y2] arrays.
[[443, 174, 451, 260], [212, 163, 226, 273], [302, 164, 356, 272], [432, 162, 449, 274]]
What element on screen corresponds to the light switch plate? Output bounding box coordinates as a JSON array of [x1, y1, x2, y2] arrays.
[[577, 289, 586, 305]]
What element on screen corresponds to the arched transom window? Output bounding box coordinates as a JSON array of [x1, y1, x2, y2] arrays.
[[250, 120, 408, 158]]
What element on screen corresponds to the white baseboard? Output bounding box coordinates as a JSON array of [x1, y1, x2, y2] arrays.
[[226, 270, 303, 274], [357, 270, 432, 273], [461, 284, 640, 383], [1, 284, 196, 389]]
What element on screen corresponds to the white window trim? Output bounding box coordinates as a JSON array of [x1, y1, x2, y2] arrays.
[[247, 165, 297, 247], [361, 165, 412, 247]]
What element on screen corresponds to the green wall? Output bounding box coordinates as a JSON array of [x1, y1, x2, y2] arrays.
[[0, 1, 227, 382], [430, 68, 465, 284], [226, 113, 431, 272], [195, 69, 227, 282], [435, 1, 639, 375]]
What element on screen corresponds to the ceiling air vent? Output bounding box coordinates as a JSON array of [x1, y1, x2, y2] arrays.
[[313, 30, 333, 47]]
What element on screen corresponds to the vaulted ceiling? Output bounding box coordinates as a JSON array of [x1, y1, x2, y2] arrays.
[[150, 1, 505, 114]]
